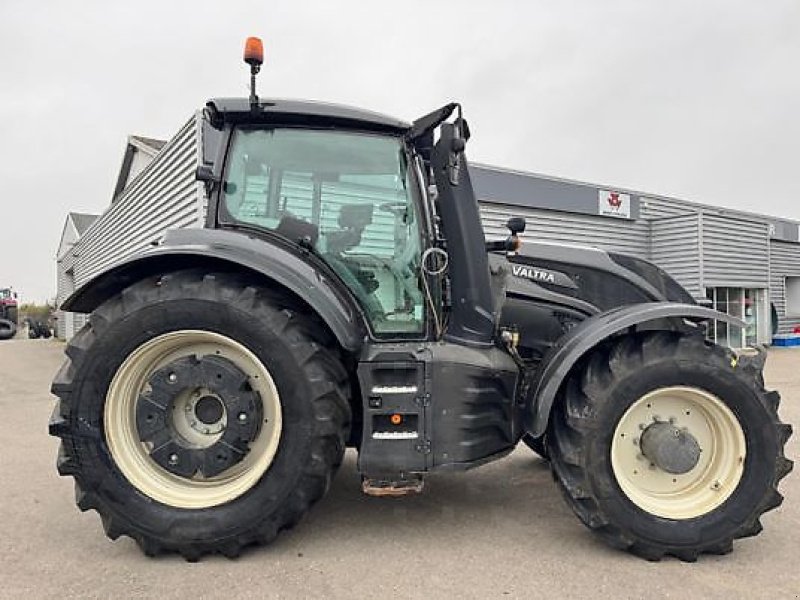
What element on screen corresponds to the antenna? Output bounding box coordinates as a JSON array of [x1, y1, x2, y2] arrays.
[[243, 37, 264, 111]]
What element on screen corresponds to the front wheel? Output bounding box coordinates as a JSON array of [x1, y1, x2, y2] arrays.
[[49, 270, 351, 559], [548, 331, 792, 561]]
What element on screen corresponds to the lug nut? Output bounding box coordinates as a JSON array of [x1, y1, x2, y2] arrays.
[[168, 453, 179, 465], [238, 412, 248, 423], [167, 373, 177, 383]]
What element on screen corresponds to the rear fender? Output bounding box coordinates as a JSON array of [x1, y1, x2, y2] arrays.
[[525, 302, 746, 437], [62, 228, 366, 351]]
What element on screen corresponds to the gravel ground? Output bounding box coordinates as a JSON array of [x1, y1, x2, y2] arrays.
[[0, 339, 797, 599]]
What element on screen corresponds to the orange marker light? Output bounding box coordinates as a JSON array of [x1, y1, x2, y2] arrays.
[[244, 37, 264, 67], [390, 414, 403, 426]]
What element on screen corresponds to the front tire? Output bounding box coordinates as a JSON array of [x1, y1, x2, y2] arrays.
[[548, 331, 792, 561], [49, 270, 351, 559]]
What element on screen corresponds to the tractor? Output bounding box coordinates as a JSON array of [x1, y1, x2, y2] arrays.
[[49, 38, 792, 561], [0, 288, 18, 340]]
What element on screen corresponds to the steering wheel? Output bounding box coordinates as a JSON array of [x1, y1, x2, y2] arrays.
[[379, 201, 408, 217]]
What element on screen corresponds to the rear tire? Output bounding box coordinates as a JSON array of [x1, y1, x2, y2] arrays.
[[548, 331, 792, 561], [49, 270, 351, 559], [0, 319, 16, 340]]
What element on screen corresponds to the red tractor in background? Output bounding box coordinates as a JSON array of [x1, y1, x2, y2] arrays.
[[0, 288, 18, 340]]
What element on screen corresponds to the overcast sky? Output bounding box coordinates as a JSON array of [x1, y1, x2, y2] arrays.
[[1, 1, 798, 302]]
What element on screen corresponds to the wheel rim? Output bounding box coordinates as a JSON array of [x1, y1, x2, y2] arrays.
[[105, 330, 282, 509], [611, 386, 746, 519]]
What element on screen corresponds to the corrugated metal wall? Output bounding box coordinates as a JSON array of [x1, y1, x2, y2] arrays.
[[701, 214, 770, 289], [480, 203, 650, 258], [649, 214, 702, 298], [640, 196, 695, 220], [73, 114, 204, 288], [769, 240, 800, 335]]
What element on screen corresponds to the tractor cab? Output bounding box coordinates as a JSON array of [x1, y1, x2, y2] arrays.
[[200, 94, 507, 350]]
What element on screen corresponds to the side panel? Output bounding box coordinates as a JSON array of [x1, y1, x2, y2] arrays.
[[63, 228, 366, 352], [427, 343, 519, 469], [525, 303, 747, 437], [355, 342, 519, 475]]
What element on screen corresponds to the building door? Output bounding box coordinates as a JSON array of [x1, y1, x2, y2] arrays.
[[705, 287, 769, 348]]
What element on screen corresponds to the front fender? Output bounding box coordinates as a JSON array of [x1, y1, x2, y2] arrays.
[[525, 302, 746, 437], [63, 228, 366, 351]]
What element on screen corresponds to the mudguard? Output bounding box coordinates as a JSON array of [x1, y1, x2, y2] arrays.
[[525, 302, 746, 437], [62, 228, 366, 351]]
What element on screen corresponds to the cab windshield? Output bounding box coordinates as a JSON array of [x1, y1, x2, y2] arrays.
[[221, 128, 425, 336]]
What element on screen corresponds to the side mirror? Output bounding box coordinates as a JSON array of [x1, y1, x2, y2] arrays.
[[195, 165, 219, 184], [507, 217, 526, 235]]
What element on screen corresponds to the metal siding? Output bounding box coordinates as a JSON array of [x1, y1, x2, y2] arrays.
[[769, 240, 800, 335], [479, 203, 649, 258], [73, 115, 204, 289], [640, 197, 695, 220], [701, 214, 769, 289], [55, 310, 67, 340], [649, 214, 702, 298]]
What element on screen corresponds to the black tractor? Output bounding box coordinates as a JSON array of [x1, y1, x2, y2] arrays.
[[49, 38, 792, 562], [0, 288, 18, 341], [25, 317, 52, 339]]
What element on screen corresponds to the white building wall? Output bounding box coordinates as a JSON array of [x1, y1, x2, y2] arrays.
[[73, 114, 205, 289]]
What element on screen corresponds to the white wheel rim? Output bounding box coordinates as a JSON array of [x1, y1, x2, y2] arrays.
[[104, 330, 282, 509], [611, 386, 745, 520]]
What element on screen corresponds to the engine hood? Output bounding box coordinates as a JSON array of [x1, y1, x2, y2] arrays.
[[494, 241, 695, 313]]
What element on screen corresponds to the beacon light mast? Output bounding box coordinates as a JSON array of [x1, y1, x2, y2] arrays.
[[244, 36, 264, 110]]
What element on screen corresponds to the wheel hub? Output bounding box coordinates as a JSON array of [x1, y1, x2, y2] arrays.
[[195, 395, 225, 425], [639, 421, 701, 475], [135, 354, 263, 478]]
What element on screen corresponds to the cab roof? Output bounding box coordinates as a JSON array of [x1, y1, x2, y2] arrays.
[[206, 98, 410, 134]]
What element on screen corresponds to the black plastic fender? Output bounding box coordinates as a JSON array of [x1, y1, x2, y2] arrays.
[[62, 228, 366, 351], [525, 302, 747, 437]]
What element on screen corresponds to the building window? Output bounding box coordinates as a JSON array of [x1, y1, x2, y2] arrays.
[[785, 277, 800, 317], [705, 287, 768, 348]]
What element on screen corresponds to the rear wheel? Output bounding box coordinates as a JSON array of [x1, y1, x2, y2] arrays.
[[49, 270, 351, 559], [0, 319, 16, 340], [548, 331, 792, 561]]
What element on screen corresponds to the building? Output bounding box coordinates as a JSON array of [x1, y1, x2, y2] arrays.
[[57, 115, 800, 345], [55, 211, 99, 339]]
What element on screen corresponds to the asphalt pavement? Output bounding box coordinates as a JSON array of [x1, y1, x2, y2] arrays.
[[1, 339, 797, 599]]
